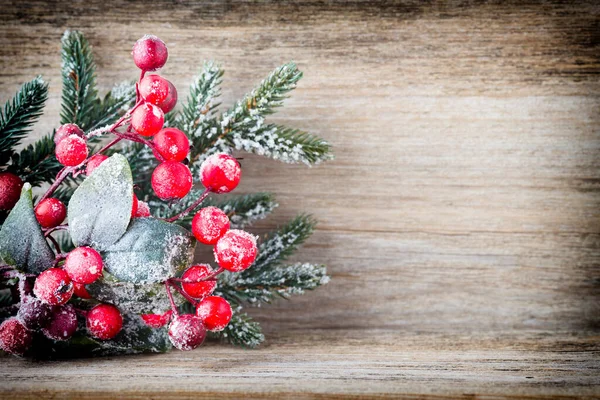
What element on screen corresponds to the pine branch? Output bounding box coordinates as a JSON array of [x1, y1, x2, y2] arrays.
[[218, 262, 329, 306], [0, 76, 48, 165], [87, 81, 136, 134], [210, 308, 264, 348], [60, 30, 99, 130], [8, 134, 61, 187]]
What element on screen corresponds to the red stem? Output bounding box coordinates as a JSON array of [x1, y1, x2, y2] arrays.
[[165, 188, 211, 223], [44, 224, 68, 237], [164, 281, 179, 315], [46, 234, 62, 255], [169, 282, 199, 307]]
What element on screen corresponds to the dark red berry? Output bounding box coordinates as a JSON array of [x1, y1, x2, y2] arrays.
[[195, 296, 232, 332], [192, 207, 230, 245], [0, 318, 33, 355], [141, 310, 173, 328], [54, 123, 85, 145], [153, 128, 190, 162], [132, 35, 168, 71], [200, 153, 241, 193], [132, 193, 139, 218], [34, 198, 66, 228], [159, 80, 178, 113], [33, 268, 74, 305], [42, 304, 78, 341], [139, 74, 170, 105], [63, 246, 103, 284], [17, 295, 52, 330], [73, 282, 91, 299], [87, 304, 123, 340], [214, 229, 258, 272], [151, 161, 193, 200], [55, 135, 88, 166], [168, 314, 206, 351], [135, 200, 151, 218], [181, 265, 217, 299], [131, 103, 164, 137], [85, 154, 108, 175], [0, 172, 23, 210]]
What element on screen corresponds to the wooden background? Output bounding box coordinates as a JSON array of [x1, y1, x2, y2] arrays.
[[1, 0, 599, 398]]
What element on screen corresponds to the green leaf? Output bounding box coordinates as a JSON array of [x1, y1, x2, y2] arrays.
[[68, 154, 133, 251], [0, 183, 54, 273], [102, 218, 195, 284], [60, 30, 99, 130], [0, 76, 48, 165], [87, 272, 185, 314]]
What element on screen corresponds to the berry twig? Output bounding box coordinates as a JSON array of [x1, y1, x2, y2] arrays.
[[164, 281, 179, 315], [164, 188, 211, 222], [168, 282, 199, 306]]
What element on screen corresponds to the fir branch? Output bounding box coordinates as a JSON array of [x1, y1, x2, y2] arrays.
[[87, 81, 136, 133], [218, 262, 329, 306], [0, 77, 48, 165], [210, 308, 264, 348], [9, 134, 61, 187], [60, 30, 99, 130]]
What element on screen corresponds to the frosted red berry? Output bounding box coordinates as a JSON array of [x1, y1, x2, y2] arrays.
[[214, 229, 258, 272], [17, 295, 52, 330], [135, 200, 151, 218], [181, 265, 217, 299], [131, 103, 164, 137], [151, 161, 193, 200], [195, 296, 232, 332], [0, 318, 33, 355], [34, 198, 66, 228], [192, 207, 230, 245], [200, 153, 241, 193], [0, 172, 23, 210], [63, 246, 104, 285], [141, 310, 173, 328], [139, 74, 170, 106], [33, 268, 74, 305], [54, 123, 85, 145], [42, 304, 78, 341], [85, 154, 108, 175], [73, 282, 91, 299], [87, 304, 123, 340], [132, 35, 168, 71], [55, 135, 88, 166], [168, 314, 206, 351], [153, 128, 190, 162], [159, 80, 178, 113], [132, 193, 139, 218]]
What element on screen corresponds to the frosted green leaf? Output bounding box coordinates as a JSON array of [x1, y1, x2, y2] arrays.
[[0, 183, 54, 273], [87, 272, 185, 314], [68, 153, 133, 251], [102, 218, 195, 284]]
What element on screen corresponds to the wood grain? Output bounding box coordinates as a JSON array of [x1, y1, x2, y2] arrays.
[[0, 1, 599, 398]]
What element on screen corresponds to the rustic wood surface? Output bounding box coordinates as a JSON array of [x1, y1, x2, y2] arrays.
[[1, 0, 599, 398]]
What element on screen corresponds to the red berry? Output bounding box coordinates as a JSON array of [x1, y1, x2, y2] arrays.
[[168, 314, 206, 351], [153, 128, 190, 162], [42, 304, 78, 341], [141, 310, 173, 328], [0, 318, 33, 355], [86, 304, 123, 340], [151, 161, 193, 200], [33, 268, 74, 305], [132, 35, 168, 71], [34, 198, 66, 228], [73, 282, 91, 299], [195, 296, 232, 332], [200, 153, 241, 193], [55, 135, 88, 166], [181, 265, 217, 299], [54, 123, 85, 145], [63, 246, 104, 284], [192, 207, 230, 245], [85, 154, 108, 175], [131, 103, 164, 137], [214, 229, 258, 272], [0, 172, 24, 210], [17, 295, 52, 330], [158, 80, 178, 113], [135, 200, 151, 218], [132, 193, 139, 218], [139, 74, 170, 106]]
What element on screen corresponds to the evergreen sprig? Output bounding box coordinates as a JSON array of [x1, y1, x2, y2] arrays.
[[9, 134, 61, 187], [212, 309, 264, 348], [87, 81, 136, 133], [0, 77, 48, 165]]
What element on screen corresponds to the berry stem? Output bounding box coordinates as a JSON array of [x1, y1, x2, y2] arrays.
[[168, 281, 199, 307], [46, 234, 62, 255], [44, 224, 68, 237], [164, 188, 211, 223], [164, 281, 179, 315], [169, 267, 225, 283]]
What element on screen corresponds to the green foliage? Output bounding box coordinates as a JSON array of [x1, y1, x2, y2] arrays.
[[211, 309, 264, 348], [87, 81, 136, 133], [9, 134, 61, 187], [0, 77, 48, 166]]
